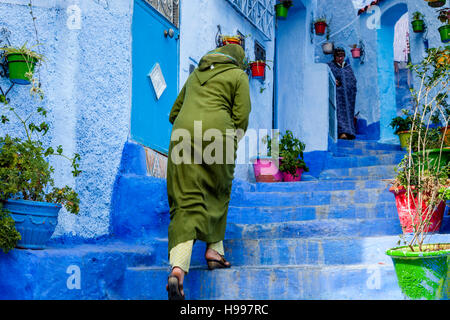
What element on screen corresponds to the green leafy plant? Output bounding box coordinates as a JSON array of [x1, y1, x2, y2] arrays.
[[263, 130, 309, 177], [437, 7, 449, 25], [412, 11, 425, 21], [390, 109, 414, 134], [0, 207, 21, 253], [314, 16, 327, 24]]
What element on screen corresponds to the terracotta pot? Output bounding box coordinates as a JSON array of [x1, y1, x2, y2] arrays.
[[389, 186, 446, 233], [440, 126, 450, 146]]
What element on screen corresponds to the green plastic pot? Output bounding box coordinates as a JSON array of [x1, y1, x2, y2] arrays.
[[439, 25, 450, 43], [412, 20, 425, 33], [6, 53, 37, 85], [386, 244, 450, 300], [412, 148, 450, 173], [397, 130, 411, 150], [275, 3, 289, 19]]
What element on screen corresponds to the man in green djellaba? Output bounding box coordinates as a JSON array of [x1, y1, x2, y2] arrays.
[[166, 44, 251, 300]]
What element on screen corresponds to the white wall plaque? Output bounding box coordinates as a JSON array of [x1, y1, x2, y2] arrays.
[[148, 63, 167, 100]]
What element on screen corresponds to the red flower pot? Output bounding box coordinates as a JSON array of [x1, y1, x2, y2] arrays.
[[389, 186, 446, 233], [314, 22, 327, 35], [250, 61, 266, 79], [282, 168, 304, 182], [351, 48, 361, 58]]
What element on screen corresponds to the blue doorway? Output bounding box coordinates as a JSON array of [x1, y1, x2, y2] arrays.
[[131, 0, 179, 154]]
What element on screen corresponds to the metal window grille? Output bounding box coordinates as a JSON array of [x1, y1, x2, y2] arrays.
[[225, 0, 275, 40], [144, 0, 179, 28]]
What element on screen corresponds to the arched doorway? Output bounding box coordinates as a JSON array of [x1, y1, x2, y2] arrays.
[[377, 2, 409, 143]]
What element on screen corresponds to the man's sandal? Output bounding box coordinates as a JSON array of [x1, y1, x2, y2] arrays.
[[167, 275, 185, 300]]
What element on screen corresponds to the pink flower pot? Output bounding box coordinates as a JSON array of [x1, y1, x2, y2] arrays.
[[252, 157, 283, 183], [351, 48, 361, 58], [282, 168, 304, 182]]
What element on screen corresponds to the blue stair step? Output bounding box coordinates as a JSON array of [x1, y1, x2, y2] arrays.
[[319, 165, 397, 180], [325, 153, 404, 169], [121, 263, 404, 300], [225, 218, 404, 240], [0, 241, 155, 299], [233, 188, 394, 207], [333, 148, 405, 157], [252, 180, 389, 193], [336, 140, 402, 151], [227, 202, 398, 223]]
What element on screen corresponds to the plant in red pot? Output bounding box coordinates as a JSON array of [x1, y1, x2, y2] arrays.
[[249, 60, 271, 79], [386, 45, 450, 300], [314, 16, 328, 36]]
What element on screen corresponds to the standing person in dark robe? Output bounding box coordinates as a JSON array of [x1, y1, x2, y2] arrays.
[[327, 47, 358, 140], [165, 44, 251, 300]]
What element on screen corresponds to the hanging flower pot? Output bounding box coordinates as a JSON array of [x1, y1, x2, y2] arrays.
[[425, 0, 446, 8], [314, 21, 327, 36], [250, 61, 266, 79], [438, 24, 450, 43], [412, 19, 425, 33], [251, 157, 283, 183], [275, 3, 289, 19], [386, 244, 450, 300], [5, 53, 38, 85], [221, 35, 242, 46], [351, 47, 361, 59], [389, 186, 446, 233], [322, 42, 334, 55], [3, 199, 61, 249]]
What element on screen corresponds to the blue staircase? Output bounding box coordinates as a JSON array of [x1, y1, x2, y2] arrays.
[[1, 140, 449, 299], [118, 139, 450, 300]]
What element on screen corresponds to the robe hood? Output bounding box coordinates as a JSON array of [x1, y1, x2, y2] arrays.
[[195, 44, 246, 85]]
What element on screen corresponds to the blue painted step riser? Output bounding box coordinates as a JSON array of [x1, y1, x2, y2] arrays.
[[121, 265, 404, 300], [253, 180, 389, 193], [336, 140, 402, 151], [227, 202, 398, 223], [233, 189, 394, 207], [225, 218, 404, 240], [333, 149, 405, 157], [325, 154, 404, 169]]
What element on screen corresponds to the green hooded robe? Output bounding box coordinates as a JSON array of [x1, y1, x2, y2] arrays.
[[167, 44, 251, 252]]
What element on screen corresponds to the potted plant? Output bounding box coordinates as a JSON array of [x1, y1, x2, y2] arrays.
[[1, 43, 44, 85], [386, 46, 450, 300], [322, 26, 334, 55], [390, 109, 414, 150], [262, 131, 309, 182], [425, 0, 446, 8], [411, 11, 426, 33], [252, 132, 283, 183], [249, 60, 271, 79], [275, 0, 293, 20], [314, 16, 328, 36], [349, 44, 362, 59], [437, 7, 450, 43], [0, 82, 81, 250], [221, 35, 243, 46]]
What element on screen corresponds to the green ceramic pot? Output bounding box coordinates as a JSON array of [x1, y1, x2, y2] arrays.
[[412, 20, 425, 33], [397, 131, 411, 150], [412, 148, 450, 174], [386, 244, 450, 300], [6, 53, 37, 85], [439, 24, 450, 43], [275, 3, 289, 19]]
